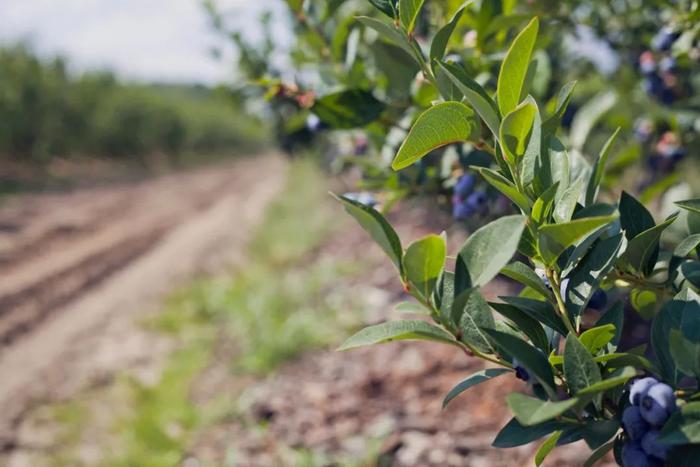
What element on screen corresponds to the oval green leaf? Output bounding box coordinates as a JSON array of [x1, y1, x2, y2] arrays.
[[338, 319, 457, 351], [392, 102, 475, 170]]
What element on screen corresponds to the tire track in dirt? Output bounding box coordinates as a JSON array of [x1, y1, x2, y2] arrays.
[[0, 154, 286, 446]]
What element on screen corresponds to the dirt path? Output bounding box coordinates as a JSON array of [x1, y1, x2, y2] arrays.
[[0, 154, 286, 446]]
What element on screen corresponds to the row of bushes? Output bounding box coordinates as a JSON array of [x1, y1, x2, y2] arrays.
[[0, 45, 269, 163]]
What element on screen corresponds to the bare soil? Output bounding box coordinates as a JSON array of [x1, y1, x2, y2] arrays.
[[0, 154, 287, 447]]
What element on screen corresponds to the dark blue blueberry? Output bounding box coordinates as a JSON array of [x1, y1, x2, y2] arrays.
[[588, 289, 608, 310], [454, 174, 476, 198], [630, 377, 658, 406], [659, 56, 677, 73], [465, 191, 488, 215], [622, 440, 663, 467], [513, 359, 531, 382], [640, 382, 675, 426], [561, 103, 577, 129], [641, 430, 671, 461], [622, 406, 650, 441], [643, 74, 664, 97], [671, 147, 686, 163], [453, 201, 475, 220], [658, 85, 675, 105], [652, 27, 680, 52], [647, 155, 662, 170]]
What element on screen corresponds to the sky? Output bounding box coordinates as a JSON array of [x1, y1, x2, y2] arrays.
[[0, 0, 287, 84]]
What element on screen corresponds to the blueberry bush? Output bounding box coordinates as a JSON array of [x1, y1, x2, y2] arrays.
[[209, 0, 699, 228], [318, 5, 700, 466]]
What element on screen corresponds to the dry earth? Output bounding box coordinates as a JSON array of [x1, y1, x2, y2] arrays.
[[0, 154, 286, 447]]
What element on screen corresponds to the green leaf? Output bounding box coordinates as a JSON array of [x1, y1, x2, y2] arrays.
[[392, 102, 475, 170], [453, 288, 496, 353], [338, 320, 457, 350], [334, 194, 403, 274], [583, 441, 614, 467], [489, 302, 549, 352], [564, 234, 625, 323], [676, 234, 700, 257], [507, 393, 578, 426], [312, 90, 385, 129], [651, 289, 700, 384], [564, 333, 601, 395], [457, 215, 527, 287], [520, 98, 542, 187], [542, 81, 577, 134], [404, 234, 446, 299], [482, 328, 556, 394], [681, 261, 700, 288], [618, 213, 679, 276], [619, 191, 655, 241], [538, 215, 618, 266], [500, 296, 568, 336], [394, 301, 431, 314], [531, 183, 559, 225], [670, 329, 700, 376], [675, 199, 700, 215], [472, 166, 532, 213], [553, 178, 584, 224], [581, 420, 620, 450], [579, 324, 617, 355], [569, 90, 616, 150], [595, 301, 624, 351], [368, 0, 397, 18], [535, 431, 561, 466], [437, 61, 501, 138], [534, 136, 569, 199], [500, 262, 551, 298], [430, 2, 470, 65], [442, 368, 510, 408], [499, 100, 537, 167], [398, 0, 425, 33], [492, 418, 566, 448], [357, 16, 416, 59], [497, 17, 539, 116], [576, 366, 636, 398], [585, 127, 620, 206], [659, 402, 700, 445]]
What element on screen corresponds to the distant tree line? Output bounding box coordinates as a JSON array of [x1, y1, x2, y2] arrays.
[[0, 44, 269, 164]]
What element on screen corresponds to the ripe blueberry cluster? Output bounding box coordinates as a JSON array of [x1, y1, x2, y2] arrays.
[[621, 377, 677, 466], [639, 27, 681, 105], [452, 174, 488, 220]]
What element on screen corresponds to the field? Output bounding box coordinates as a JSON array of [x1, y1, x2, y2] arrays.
[[0, 155, 616, 466]]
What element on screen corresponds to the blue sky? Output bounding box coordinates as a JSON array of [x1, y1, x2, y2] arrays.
[[0, 0, 287, 84]]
